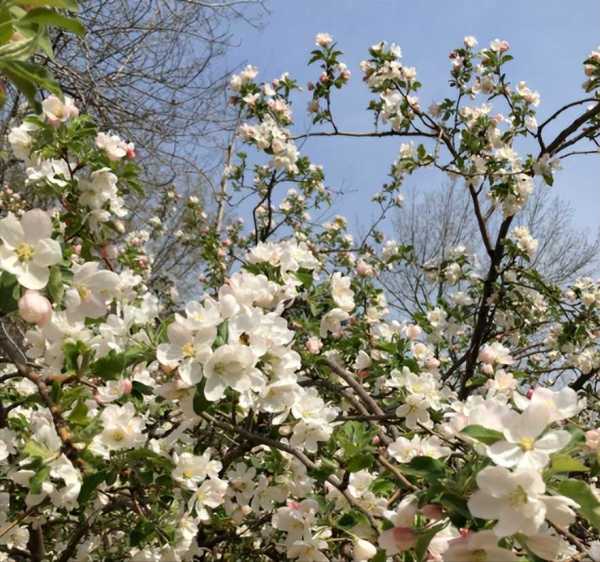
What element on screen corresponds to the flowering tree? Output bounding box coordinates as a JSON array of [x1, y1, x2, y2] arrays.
[[3, 28, 600, 562]]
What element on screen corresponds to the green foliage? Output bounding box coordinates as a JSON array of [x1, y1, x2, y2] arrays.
[[334, 421, 377, 472], [0, 1, 84, 109], [0, 271, 19, 312], [461, 424, 504, 445], [557, 478, 600, 530]]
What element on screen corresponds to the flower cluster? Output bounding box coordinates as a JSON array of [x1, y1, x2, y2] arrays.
[[1, 31, 600, 562]]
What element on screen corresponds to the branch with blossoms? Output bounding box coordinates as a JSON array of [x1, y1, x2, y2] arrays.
[[3, 29, 600, 562]]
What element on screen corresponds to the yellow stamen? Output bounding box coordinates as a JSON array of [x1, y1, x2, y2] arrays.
[[15, 242, 34, 262], [508, 485, 528, 507], [182, 342, 195, 358], [519, 436, 535, 451]]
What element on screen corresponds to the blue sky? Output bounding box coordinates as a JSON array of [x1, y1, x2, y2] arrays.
[[226, 1, 600, 237]]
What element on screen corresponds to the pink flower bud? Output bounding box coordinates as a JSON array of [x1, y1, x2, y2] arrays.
[[126, 143, 136, 159], [379, 527, 416, 554], [305, 337, 323, 354], [481, 363, 494, 375], [356, 259, 374, 277], [18, 290, 52, 326], [72, 244, 82, 255], [425, 357, 440, 370], [421, 503, 444, 520], [527, 388, 535, 399], [120, 379, 133, 395], [404, 324, 422, 340], [320, 72, 329, 84], [478, 347, 496, 364], [586, 429, 600, 451]]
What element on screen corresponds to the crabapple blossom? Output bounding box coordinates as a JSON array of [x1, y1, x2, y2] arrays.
[[18, 290, 52, 325], [0, 210, 61, 289], [0, 29, 599, 562], [41, 94, 79, 125]]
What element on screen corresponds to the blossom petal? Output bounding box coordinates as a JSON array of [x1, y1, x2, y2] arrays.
[[17, 262, 49, 290], [33, 239, 62, 267], [21, 209, 52, 243], [203, 375, 226, 402], [534, 430, 571, 453], [487, 441, 523, 468], [0, 214, 23, 247], [468, 490, 499, 520], [475, 466, 516, 497]]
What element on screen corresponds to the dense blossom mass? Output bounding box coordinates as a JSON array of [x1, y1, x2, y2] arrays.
[[1, 29, 600, 562]]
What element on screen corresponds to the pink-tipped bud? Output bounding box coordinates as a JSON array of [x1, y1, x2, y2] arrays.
[[18, 290, 52, 326], [126, 143, 136, 159], [404, 324, 422, 340], [421, 503, 444, 520], [379, 527, 416, 553], [120, 379, 133, 395], [478, 346, 496, 364], [481, 363, 494, 375], [527, 388, 535, 399], [305, 337, 323, 354], [356, 259, 374, 277]]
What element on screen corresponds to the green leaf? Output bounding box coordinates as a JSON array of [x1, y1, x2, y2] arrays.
[[68, 399, 89, 425], [307, 458, 337, 482], [0, 271, 19, 313], [335, 421, 376, 458], [63, 340, 88, 372], [400, 456, 446, 481], [550, 454, 589, 474], [415, 522, 447, 562], [346, 453, 374, 473], [336, 509, 368, 529], [21, 8, 85, 35], [461, 424, 504, 445], [193, 381, 212, 415], [557, 478, 600, 529], [90, 347, 148, 380], [47, 266, 63, 305], [78, 471, 106, 504], [213, 320, 229, 348], [465, 374, 488, 389], [295, 268, 313, 289], [542, 173, 554, 187], [29, 465, 50, 494], [23, 439, 53, 460]]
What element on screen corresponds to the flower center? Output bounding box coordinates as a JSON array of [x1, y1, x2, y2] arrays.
[[111, 429, 125, 442], [182, 342, 195, 358], [519, 436, 535, 451], [182, 469, 194, 479], [508, 485, 528, 507], [15, 242, 34, 262], [77, 286, 92, 300]]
